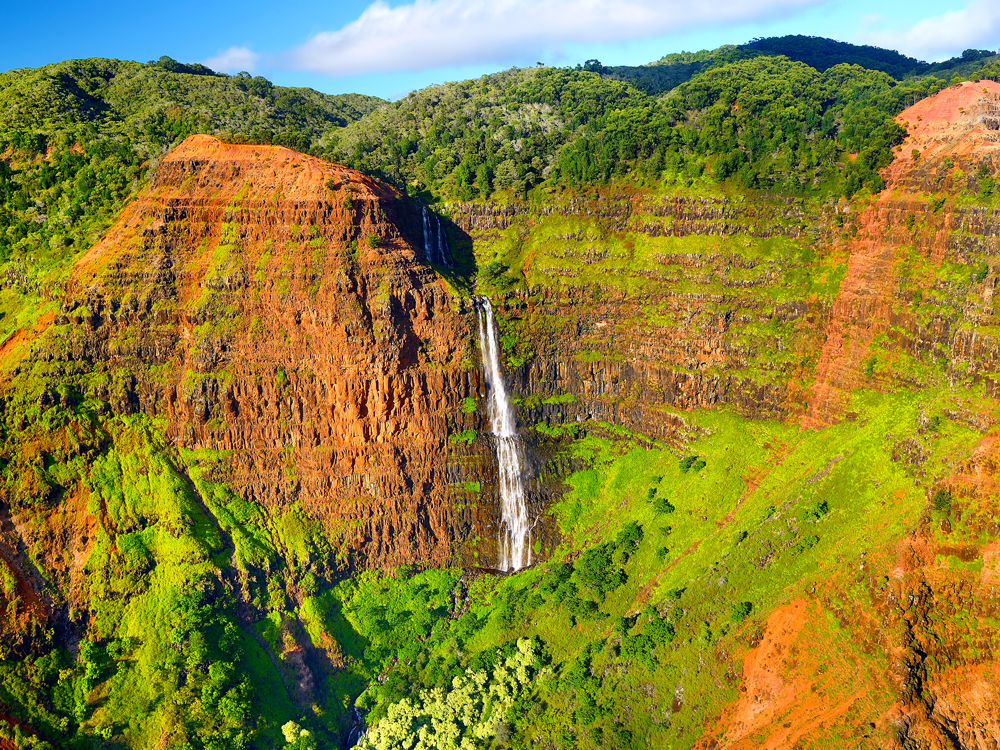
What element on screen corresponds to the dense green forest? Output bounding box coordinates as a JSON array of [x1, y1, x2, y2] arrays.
[[741, 35, 997, 77], [323, 50, 1000, 203], [0, 57, 384, 270], [601, 37, 1000, 95], [2, 39, 999, 277]]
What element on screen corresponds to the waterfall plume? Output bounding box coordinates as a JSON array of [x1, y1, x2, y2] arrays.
[[475, 297, 531, 571], [421, 205, 451, 267]]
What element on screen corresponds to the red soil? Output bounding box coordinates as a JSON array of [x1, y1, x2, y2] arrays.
[[894, 80, 1000, 168], [0, 312, 54, 372], [698, 599, 871, 749], [60, 135, 479, 567], [804, 81, 1000, 427], [76, 134, 394, 276]]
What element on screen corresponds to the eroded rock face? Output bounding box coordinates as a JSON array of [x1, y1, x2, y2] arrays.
[[806, 81, 1000, 427], [685, 83, 1000, 750], [58, 135, 491, 567], [444, 189, 833, 440], [441, 84, 1000, 444]]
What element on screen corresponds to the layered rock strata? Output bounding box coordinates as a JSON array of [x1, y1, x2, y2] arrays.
[[51, 135, 491, 566], [806, 80, 1000, 426]]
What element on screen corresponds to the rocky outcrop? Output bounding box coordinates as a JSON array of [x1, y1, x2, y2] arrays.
[[448, 194, 821, 240], [806, 81, 1000, 427], [30, 135, 516, 568]]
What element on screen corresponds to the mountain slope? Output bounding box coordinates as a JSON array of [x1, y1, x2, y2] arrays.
[[0, 58, 384, 141], [342, 80, 1000, 749], [0, 135, 485, 746], [1, 43, 1000, 750], [741, 35, 999, 80], [323, 56, 935, 204], [0, 58, 385, 288]]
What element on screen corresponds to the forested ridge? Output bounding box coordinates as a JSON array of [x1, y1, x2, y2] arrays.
[[0, 56, 384, 271], [2, 40, 999, 277], [324, 45, 1000, 203]]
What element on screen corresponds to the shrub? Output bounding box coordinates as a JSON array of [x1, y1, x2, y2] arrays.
[[482, 260, 517, 290], [497, 587, 529, 627], [679, 455, 706, 473], [300, 572, 318, 595], [730, 601, 753, 622], [794, 535, 820, 553], [645, 618, 675, 645], [653, 496, 675, 514], [553, 579, 578, 604], [864, 356, 876, 379], [619, 634, 651, 661], [565, 594, 602, 620], [981, 177, 995, 200], [449, 429, 476, 446], [802, 500, 829, 521], [539, 562, 574, 596], [615, 522, 644, 559], [614, 614, 638, 636], [576, 542, 626, 597], [611, 724, 633, 748], [467, 638, 522, 673], [932, 488, 953, 511]]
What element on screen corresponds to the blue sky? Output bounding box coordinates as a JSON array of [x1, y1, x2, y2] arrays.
[[2, 0, 998, 99]]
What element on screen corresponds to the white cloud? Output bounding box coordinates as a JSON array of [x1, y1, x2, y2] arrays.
[[858, 0, 1000, 61], [204, 46, 260, 74], [290, 0, 821, 76]]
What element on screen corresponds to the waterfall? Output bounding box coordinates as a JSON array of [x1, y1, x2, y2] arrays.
[[475, 297, 531, 572], [421, 205, 451, 267], [422, 205, 439, 265], [347, 706, 366, 747]]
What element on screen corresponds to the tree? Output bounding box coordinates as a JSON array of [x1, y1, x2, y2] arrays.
[[730, 601, 753, 622], [282, 721, 318, 750]]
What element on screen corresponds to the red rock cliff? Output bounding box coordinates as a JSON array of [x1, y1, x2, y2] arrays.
[[59, 135, 489, 566], [806, 81, 1000, 426]]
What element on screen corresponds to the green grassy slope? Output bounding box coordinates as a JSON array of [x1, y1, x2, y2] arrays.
[[307, 388, 990, 749]]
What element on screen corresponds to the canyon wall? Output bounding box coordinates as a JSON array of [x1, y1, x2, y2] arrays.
[[7, 85, 1000, 581], [15, 135, 508, 570], [0, 80, 1000, 750], [444, 83, 1000, 441]]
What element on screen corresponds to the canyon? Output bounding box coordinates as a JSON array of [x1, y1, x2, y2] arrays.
[[0, 77, 1000, 749]]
